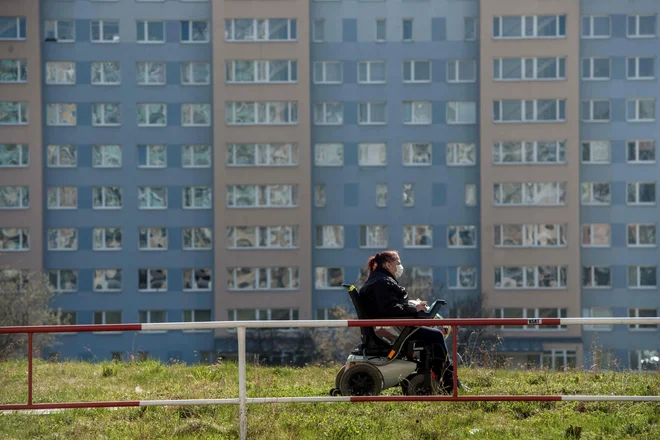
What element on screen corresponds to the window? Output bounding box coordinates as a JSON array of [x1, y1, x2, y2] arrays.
[[403, 60, 430, 83], [447, 143, 476, 166], [137, 62, 165, 85], [0, 186, 29, 209], [581, 224, 611, 247], [627, 182, 656, 205], [313, 61, 342, 84], [183, 227, 212, 250], [403, 183, 414, 207], [0, 269, 29, 292], [92, 103, 120, 126], [47, 228, 77, 251], [92, 145, 121, 167], [627, 99, 656, 122], [227, 60, 297, 83], [49, 270, 78, 292], [315, 184, 326, 208], [402, 143, 431, 166], [582, 267, 611, 289], [402, 225, 432, 248], [93, 186, 122, 209], [314, 102, 343, 125], [493, 15, 566, 38], [137, 103, 166, 126], [183, 309, 212, 324], [359, 225, 388, 248], [182, 103, 211, 126], [47, 145, 77, 168], [0, 144, 28, 167], [138, 269, 167, 291], [47, 187, 76, 209], [183, 186, 211, 209], [0, 60, 27, 83], [627, 140, 655, 163], [627, 57, 655, 80], [495, 266, 568, 289], [93, 227, 122, 251], [226, 225, 299, 249], [312, 19, 324, 42], [630, 350, 660, 371], [447, 102, 476, 124], [138, 310, 166, 326], [183, 269, 212, 291], [91, 62, 120, 85], [228, 267, 300, 290], [91, 20, 120, 43], [181, 21, 209, 43], [94, 269, 123, 291], [0, 228, 29, 251], [139, 227, 167, 251], [448, 225, 476, 248], [465, 184, 477, 207], [493, 99, 566, 123], [403, 101, 431, 125], [358, 102, 387, 125], [44, 20, 74, 42], [628, 266, 657, 288], [358, 143, 387, 166], [138, 187, 167, 209], [358, 60, 386, 84], [581, 141, 610, 164], [627, 15, 656, 38], [138, 145, 166, 168], [136, 20, 164, 43], [582, 58, 610, 80], [448, 267, 477, 289], [182, 145, 211, 168], [494, 224, 567, 248], [582, 307, 613, 331], [464, 17, 476, 41], [0, 17, 26, 40], [447, 60, 476, 83], [376, 19, 386, 42], [628, 224, 656, 247], [227, 143, 297, 167], [493, 141, 566, 164], [0, 102, 28, 125], [628, 309, 658, 330], [400, 267, 433, 297], [46, 103, 76, 126], [316, 225, 344, 248], [493, 182, 567, 206], [402, 19, 413, 41], [542, 350, 576, 371], [315, 143, 343, 166], [226, 185, 299, 208], [376, 184, 387, 207], [57, 312, 77, 327], [582, 15, 610, 38], [181, 62, 210, 85], [226, 101, 298, 125], [581, 182, 611, 205], [224, 18, 297, 42], [493, 57, 566, 81], [315, 267, 343, 289]]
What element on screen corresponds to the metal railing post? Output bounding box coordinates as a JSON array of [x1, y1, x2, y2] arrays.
[[28, 333, 33, 406], [237, 326, 247, 440], [451, 326, 458, 398]]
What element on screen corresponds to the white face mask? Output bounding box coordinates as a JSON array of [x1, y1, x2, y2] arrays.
[[395, 264, 404, 278]]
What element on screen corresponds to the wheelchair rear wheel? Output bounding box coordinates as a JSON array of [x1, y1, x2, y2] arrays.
[[339, 363, 383, 396]]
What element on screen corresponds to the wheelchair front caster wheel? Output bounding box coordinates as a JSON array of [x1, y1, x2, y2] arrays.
[[329, 388, 341, 396]]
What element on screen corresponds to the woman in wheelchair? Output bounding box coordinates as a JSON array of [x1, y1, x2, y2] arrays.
[[359, 250, 466, 391]]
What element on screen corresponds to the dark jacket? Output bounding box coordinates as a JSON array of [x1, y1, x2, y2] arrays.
[[358, 266, 418, 319]]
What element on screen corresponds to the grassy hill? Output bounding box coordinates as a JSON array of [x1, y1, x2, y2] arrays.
[[0, 360, 659, 439]]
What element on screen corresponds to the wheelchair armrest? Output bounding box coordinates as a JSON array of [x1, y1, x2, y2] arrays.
[[416, 299, 447, 318]]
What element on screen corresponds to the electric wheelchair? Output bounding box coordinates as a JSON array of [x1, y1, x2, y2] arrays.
[[329, 283, 453, 397]]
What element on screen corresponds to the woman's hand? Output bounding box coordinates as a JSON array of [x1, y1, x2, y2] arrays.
[[415, 302, 428, 312]]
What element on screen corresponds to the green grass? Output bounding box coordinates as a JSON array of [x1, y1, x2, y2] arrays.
[[1, 360, 659, 439]]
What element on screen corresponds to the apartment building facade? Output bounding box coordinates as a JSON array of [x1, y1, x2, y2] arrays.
[[0, 0, 658, 370]]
